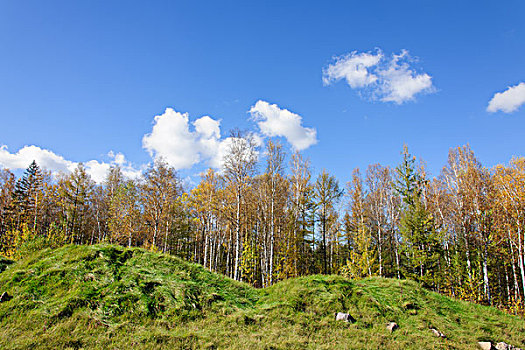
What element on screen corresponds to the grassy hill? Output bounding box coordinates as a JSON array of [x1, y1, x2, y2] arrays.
[[0, 244, 523, 349]]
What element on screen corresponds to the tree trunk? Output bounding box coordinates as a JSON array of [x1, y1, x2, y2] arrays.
[[269, 185, 275, 285], [507, 228, 520, 299], [163, 219, 170, 253], [234, 191, 241, 281], [517, 221, 525, 298], [482, 241, 491, 304]]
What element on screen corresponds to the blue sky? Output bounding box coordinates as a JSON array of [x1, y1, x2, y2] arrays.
[[1, 1, 524, 184]]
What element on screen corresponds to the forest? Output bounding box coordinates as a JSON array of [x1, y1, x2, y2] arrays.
[[1, 134, 524, 314]]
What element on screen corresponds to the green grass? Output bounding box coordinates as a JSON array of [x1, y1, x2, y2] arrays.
[[0, 256, 13, 273], [0, 244, 523, 349]]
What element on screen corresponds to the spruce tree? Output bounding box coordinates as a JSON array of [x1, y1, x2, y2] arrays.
[[12, 160, 43, 230], [395, 145, 441, 288]]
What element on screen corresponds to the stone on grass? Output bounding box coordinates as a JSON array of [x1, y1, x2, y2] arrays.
[[386, 322, 398, 333], [478, 341, 522, 350], [496, 342, 522, 350], [334, 312, 355, 323], [430, 328, 446, 339], [478, 342, 494, 350]]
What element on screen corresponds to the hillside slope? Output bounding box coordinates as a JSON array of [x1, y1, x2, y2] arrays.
[[0, 244, 523, 349]]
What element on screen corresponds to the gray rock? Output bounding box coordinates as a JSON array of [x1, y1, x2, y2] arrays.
[[386, 322, 398, 333], [496, 342, 522, 350], [334, 312, 355, 323]]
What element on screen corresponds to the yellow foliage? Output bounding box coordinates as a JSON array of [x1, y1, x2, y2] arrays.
[[0, 223, 35, 259]]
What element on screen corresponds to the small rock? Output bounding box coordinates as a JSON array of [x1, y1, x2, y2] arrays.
[[334, 312, 355, 323], [0, 292, 11, 303], [478, 342, 494, 350], [496, 342, 522, 350], [496, 343, 510, 350], [386, 322, 398, 333], [430, 328, 446, 339]]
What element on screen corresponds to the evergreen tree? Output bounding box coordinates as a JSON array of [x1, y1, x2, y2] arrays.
[[395, 145, 441, 287], [12, 161, 44, 231]]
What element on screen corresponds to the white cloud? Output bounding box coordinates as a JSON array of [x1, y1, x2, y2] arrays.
[[142, 108, 226, 170], [142, 108, 201, 169], [0, 102, 318, 182], [112, 152, 126, 166], [0, 145, 141, 183], [323, 49, 435, 104], [209, 133, 262, 171], [377, 50, 434, 104], [106, 152, 143, 181], [193, 116, 222, 162], [0, 145, 76, 174], [209, 137, 236, 170], [487, 82, 525, 113], [194, 116, 220, 139], [322, 51, 382, 88], [249, 100, 317, 151], [84, 160, 112, 183]]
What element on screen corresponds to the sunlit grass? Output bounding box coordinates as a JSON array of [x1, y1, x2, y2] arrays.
[[0, 244, 523, 349]]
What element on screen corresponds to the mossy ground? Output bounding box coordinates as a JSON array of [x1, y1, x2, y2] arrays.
[[0, 244, 523, 349]]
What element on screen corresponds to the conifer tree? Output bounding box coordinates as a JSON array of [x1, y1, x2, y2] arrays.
[[12, 161, 44, 231], [395, 145, 441, 287]]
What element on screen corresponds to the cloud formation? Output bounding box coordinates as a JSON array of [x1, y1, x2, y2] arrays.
[[0, 145, 75, 174], [85, 152, 142, 183], [323, 49, 434, 104], [249, 100, 317, 151], [322, 51, 382, 88], [0, 102, 318, 181], [142, 108, 225, 170], [0, 146, 140, 183], [487, 82, 525, 113]]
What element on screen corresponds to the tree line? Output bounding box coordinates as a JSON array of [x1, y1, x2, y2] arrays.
[[0, 135, 524, 313]]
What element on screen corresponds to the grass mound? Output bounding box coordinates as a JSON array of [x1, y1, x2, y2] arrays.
[[0, 244, 524, 349]]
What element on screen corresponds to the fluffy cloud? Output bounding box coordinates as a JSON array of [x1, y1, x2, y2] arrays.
[[142, 108, 225, 170], [323, 49, 435, 104], [322, 51, 382, 88], [207, 137, 232, 169], [142, 109, 200, 169], [208, 132, 263, 171], [1, 103, 318, 182], [87, 152, 142, 183], [487, 82, 525, 113], [249, 100, 317, 151], [377, 50, 433, 104], [0, 145, 75, 174], [0, 145, 140, 183], [193, 116, 222, 162]]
